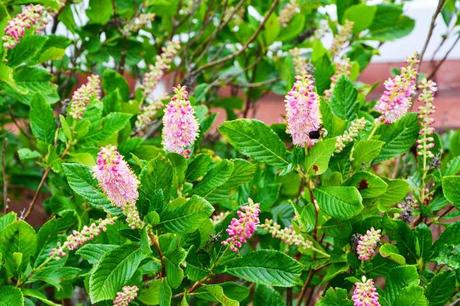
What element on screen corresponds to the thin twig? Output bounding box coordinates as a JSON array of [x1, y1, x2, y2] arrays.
[[2, 139, 8, 213], [297, 269, 314, 306], [190, 0, 279, 77], [23, 168, 50, 219], [428, 34, 460, 79], [419, 0, 446, 72]]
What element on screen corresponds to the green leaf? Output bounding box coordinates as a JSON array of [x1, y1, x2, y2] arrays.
[[22, 289, 60, 306], [7, 35, 47, 66], [369, 4, 415, 41], [442, 176, 460, 209], [87, 0, 113, 25], [344, 4, 376, 33], [159, 195, 214, 233], [193, 160, 234, 197], [102, 69, 130, 100], [352, 140, 384, 167], [198, 285, 239, 306], [393, 285, 428, 306], [62, 163, 121, 214], [89, 244, 148, 303], [82, 112, 132, 143], [140, 156, 173, 210], [313, 54, 334, 94], [160, 279, 172, 306], [0, 286, 23, 306], [29, 94, 55, 144], [377, 179, 409, 209], [344, 171, 388, 198], [264, 14, 280, 45], [305, 138, 336, 175], [139, 280, 161, 305], [76, 244, 118, 264], [384, 265, 420, 304], [317, 287, 353, 306], [375, 113, 419, 163], [17, 148, 41, 161], [219, 119, 288, 167], [186, 154, 212, 181], [254, 284, 284, 306], [0, 220, 37, 274], [431, 221, 460, 260], [379, 243, 406, 265], [426, 271, 456, 306], [224, 250, 302, 287], [313, 186, 363, 220], [30, 266, 81, 289], [330, 76, 359, 120], [278, 14, 305, 41]]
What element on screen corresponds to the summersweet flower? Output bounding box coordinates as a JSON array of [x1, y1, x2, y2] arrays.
[[3, 5, 49, 49], [93, 146, 144, 229], [50, 217, 116, 257], [279, 0, 300, 27], [113, 285, 139, 306], [285, 73, 322, 147], [135, 97, 165, 133], [352, 276, 380, 306], [355, 227, 381, 261], [222, 199, 260, 252], [331, 20, 353, 58], [374, 53, 419, 124], [260, 219, 312, 249], [143, 40, 180, 98], [290, 48, 307, 76], [325, 58, 351, 98], [68, 75, 101, 120], [162, 85, 199, 157], [417, 80, 437, 160], [335, 117, 367, 153], [122, 13, 155, 35]]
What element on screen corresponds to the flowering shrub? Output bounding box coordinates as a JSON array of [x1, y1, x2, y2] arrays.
[[0, 0, 459, 305]]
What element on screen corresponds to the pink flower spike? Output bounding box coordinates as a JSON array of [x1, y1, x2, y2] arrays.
[[352, 276, 380, 306], [285, 73, 322, 147], [93, 145, 139, 207], [356, 227, 381, 261], [113, 285, 139, 306], [162, 85, 199, 157], [222, 199, 260, 252], [374, 53, 419, 124], [3, 5, 49, 49]]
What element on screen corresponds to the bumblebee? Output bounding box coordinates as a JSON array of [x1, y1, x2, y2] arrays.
[[308, 126, 328, 140]]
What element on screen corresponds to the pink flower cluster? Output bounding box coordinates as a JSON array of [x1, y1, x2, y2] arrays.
[[3, 5, 49, 49], [356, 227, 381, 261], [50, 217, 116, 257], [94, 146, 144, 229], [69, 75, 101, 120], [352, 276, 380, 306], [417, 80, 437, 159], [222, 199, 260, 252], [162, 85, 199, 157], [113, 285, 139, 306], [285, 73, 322, 147], [375, 53, 419, 124]]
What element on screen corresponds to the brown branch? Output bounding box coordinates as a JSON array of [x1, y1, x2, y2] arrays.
[[2, 139, 8, 213], [419, 0, 446, 72], [23, 168, 50, 219], [297, 269, 314, 306], [149, 230, 166, 277], [190, 0, 280, 77], [428, 34, 460, 79]]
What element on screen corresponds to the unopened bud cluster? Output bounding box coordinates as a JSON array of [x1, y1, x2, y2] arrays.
[[50, 217, 116, 257], [69, 75, 101, 120], [113, 285, 139, 306], [325, 58, 351, 98], [3, 5, 49, 49], [279, 0, 300, 27], [135, 98, 165, 132], [290, 48, 307, 76], [355, 227, 381, 261], [352, 276, 380, 306], [122, 13, 155, 35], [335, 117, 366, 153], [143, 41, 180, 98], [260, 219, 312, 249], [222, 199, 260, 252], [417, 80, 437, 160], [331, 20, 353, 57], [397, 195, 416, 223]]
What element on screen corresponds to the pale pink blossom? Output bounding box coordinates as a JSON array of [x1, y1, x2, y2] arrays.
[[3, 5, 49, 49], [69, 75, 101, 120], [113, 285, 138, 306], [162, 85, 199, 157], [222, 199, 260, 252], [375, 53, 418, 124], [356, 227, 381, 261], [285, 73, 321, 147], [352, 276, 380, 306]]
